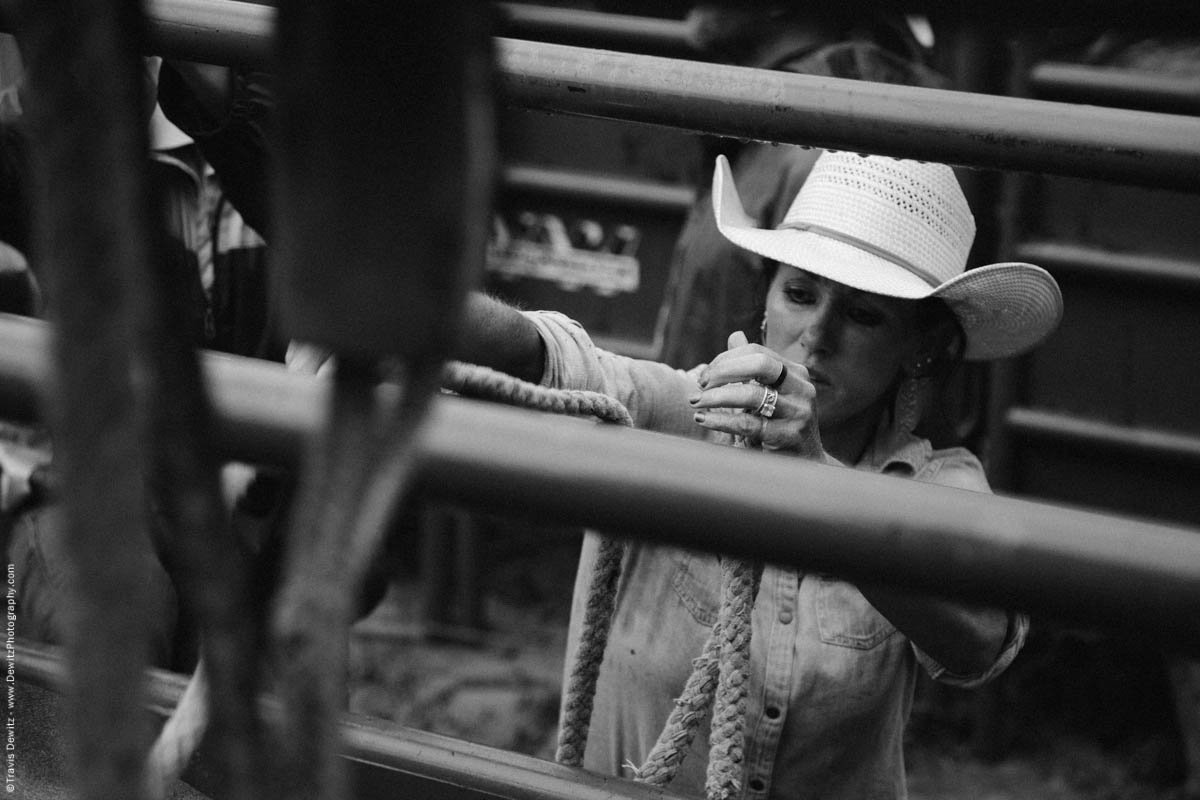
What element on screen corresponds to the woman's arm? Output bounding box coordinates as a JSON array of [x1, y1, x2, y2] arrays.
[[858, 582, 1011, 678], [453, 292, 546, 384], [861, 456, 1020, 680]]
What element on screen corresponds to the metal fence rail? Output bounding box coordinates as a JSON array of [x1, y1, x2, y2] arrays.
[[16, 642, 693, 800], [1007, 407, 1200, 468], [115, 0, 1200, 191], [497, 39, 1200, 191], [1017, 241, 1200, 292], [3, 313, 1199, 649], [496, 2, 693, 57], [1031, 62, 1200, 116]]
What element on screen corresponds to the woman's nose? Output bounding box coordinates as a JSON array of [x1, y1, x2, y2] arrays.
[[800, 303, 839, 354]]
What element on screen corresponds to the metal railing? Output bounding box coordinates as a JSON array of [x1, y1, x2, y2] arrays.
[[1031, 61, 1200, 116], [496, 2, 693, 58], [1017, 241, 1200, 292], [3, 313, 1199, 646], [122, 0, 1200, 191], [17, 641, 692, 800], [502, 164, 696, 213]]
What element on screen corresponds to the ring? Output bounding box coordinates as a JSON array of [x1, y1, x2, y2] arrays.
[[755, 386, 779, 419], [767, 363, 788, 389]]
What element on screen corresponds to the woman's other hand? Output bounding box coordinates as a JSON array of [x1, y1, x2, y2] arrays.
[[689, 331, 823, 457]]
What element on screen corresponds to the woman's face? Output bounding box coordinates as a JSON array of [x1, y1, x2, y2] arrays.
[[763, 267, 923, 433]]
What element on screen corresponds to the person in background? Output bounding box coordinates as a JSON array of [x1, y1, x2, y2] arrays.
[[1, 47, 284, 671], [147, 57, 281, 361]]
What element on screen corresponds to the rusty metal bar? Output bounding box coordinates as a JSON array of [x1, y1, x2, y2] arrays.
[[1030, 62, 1200, 116], [503, 164, 696, 213], [2, 315, 1200, 648], [1017, 241, 1200, 291], [1007, 407, 1200, 467], [16, 641, 696, 800], [107, 0, 1200, 190], [496, 2, 693, 57]]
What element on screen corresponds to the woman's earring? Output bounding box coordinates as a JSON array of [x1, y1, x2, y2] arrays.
[[759, 315, 768, 344], [895, 377, 921, 434], [895, 354, 935, 434]]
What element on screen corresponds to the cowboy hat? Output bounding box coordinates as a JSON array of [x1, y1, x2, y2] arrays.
[[712, 151, 1062, 360]]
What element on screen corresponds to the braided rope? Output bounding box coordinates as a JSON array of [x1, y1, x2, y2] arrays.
[[633, 558, 760, 796], [555, 534, 624, 766], [442, 362, 636, 768], [704, 558, 759, 800], [440, 361, 762, 800], [443, 361, 634, 427], [633, 624, 722, 785]]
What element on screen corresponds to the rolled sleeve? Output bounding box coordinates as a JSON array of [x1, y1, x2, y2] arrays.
[[909, 445, 1030, 686], [522, 310, 702, 438], [915, 611, 1029, 688], [523, 310, 609, 393]]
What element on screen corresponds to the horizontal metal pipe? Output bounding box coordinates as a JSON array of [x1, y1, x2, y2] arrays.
[[15, 642, 692, 800], [123, 0, 1200, 190], [496, 2, 693, 57], [1007, 406, 1200, 467], [4, 314, 1200, 646], [502, 164, 696, 213], [1017, 241, 1200, 291], [1030, 62, 1200, 116], [145, 0, 273, 68], [497, 38, 1200, 192]]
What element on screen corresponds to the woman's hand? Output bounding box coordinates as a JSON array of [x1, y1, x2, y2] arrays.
[[689, 331, 823, 457]]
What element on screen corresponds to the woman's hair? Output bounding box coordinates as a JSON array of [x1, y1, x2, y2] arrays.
[[747, 259, 964, 374]]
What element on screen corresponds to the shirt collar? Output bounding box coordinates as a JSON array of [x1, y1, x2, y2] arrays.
[[858, 418, 932, 477]]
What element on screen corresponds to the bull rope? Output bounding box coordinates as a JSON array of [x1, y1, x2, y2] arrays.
[[444, 360, 760, 800]]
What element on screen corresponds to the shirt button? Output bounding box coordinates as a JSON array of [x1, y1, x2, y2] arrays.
[[749, 778, 766, 792], [765, 705, 781, 720], [778, 609, 793, 624]]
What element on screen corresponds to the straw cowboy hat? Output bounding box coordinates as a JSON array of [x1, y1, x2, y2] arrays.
[[712, 151, 1063, 360]]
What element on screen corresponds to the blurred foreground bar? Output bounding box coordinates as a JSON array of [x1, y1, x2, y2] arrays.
[[3, 313, 1199, 649]]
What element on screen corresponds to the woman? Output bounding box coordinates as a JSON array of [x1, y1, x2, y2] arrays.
[[457, 150, 1062, 799]]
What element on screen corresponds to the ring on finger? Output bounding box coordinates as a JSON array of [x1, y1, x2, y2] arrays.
[[767, 363, 788, 389], [755, 386, 779, 419]]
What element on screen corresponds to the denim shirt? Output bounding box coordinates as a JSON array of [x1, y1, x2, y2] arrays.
[[529, 311, 1027, 800]]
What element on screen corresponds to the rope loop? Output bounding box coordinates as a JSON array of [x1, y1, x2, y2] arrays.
[[441, 360, 761, 800], [443, 361, 634, 767]]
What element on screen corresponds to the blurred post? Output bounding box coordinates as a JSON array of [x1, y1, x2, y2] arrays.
[[8, 0, 157, 798]]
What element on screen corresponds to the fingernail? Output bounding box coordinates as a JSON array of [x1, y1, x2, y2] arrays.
[[698, 376, 709, 389], [693, 412, 706, 424], [688, 394, 700, 405]]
